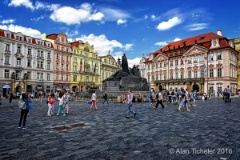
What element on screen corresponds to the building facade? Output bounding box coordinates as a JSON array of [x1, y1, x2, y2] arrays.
[[100, 51, 121, 90], [230, 38, 240, 92], [139, 55, 147, 79], [42, 33, 72, 92], [145, 30, 238, 94], [71, 40, 100, 92], [0, 29, 54, 97]]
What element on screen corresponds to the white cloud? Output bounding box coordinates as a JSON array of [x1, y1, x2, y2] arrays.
[[8, 0, 34, 10], [124, 44, 133, 50], [31, 16, 44, 22], [50, 3, 104, 25], [75, 34, 123, 56], [185, 23, 208, 31], [0, 24, 41, 37], [1, 19, 15, 24], [154, 37, 182, 46], [117, 19, 127, 25], [151, 14, 156, 21], [99, 7, 130, 21], [157, 17, 182, 31]]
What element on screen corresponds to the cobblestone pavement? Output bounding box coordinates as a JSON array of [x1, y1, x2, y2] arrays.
[[0, 97, 240, 160]]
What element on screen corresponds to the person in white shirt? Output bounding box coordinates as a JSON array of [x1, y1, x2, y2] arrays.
[[56, 92, 66, 116], [154, 91, 165, 109], [90, 90, 98, 111], [126, 90, 136, 118]]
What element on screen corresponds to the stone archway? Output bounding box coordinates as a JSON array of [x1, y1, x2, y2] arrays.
[[192, 83, 199, 92]]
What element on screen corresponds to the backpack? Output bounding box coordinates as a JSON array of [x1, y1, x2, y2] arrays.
[[18, 100, 26, 110]]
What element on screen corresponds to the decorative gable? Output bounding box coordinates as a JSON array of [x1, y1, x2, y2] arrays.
[[152, 53, 168, 62], [183, 45, 208, 57]]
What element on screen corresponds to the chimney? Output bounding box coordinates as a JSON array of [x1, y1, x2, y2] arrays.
[[217, 30, 222, 36]]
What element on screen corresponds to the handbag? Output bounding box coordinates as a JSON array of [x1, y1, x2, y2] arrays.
[[18, 100, 26, 110]]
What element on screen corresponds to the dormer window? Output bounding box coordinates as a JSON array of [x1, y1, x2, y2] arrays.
[[28, 38, 31, 43], [6, 33, 10, 38], [211, 39, 220, 48]]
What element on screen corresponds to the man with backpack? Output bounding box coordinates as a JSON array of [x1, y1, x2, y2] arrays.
[[154, 91, 165, 109]]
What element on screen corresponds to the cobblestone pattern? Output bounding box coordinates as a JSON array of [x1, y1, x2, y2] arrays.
[[0, 97, 240, 160]]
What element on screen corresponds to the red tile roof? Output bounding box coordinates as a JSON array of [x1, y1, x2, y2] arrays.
[[157, 32, 231, 54], [71, 41, 79, 47], [46, 34, 58, 40]]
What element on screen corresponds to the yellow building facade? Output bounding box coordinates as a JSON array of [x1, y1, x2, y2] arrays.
[[231, 38, 240, 92], [70, 40, 100, 92]]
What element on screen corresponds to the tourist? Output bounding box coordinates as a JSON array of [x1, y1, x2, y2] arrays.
[[18, 93, 31, 129], [64, 92, 70, 114], [177, 90, 182, 104], [56, 92, 66, 116], [126, 90, 136, 118], [189, 90, 196, 107], [178, 90, 190, 111], [38, 91, 43, 103], [47, 93, 53, 116], [171, 91, 177, 104], [154, 91, 165, 109], [31, 92, 34, 99], [90, 90, 98, 111], [150, 91, 155, 106], [51, 93, 56, 112], [102, 91, 109, 105], [9, 91, 13, 107], [185, 89, 189, 110]]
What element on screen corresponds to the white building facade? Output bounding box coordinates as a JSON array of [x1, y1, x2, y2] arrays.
[[0, 29, 54, 97], [145, 31, 238, 94]]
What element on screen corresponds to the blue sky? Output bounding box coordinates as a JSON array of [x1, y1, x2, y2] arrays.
[[1, 0, 240, 67]]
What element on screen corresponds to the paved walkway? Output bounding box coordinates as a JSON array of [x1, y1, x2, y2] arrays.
[[0, 97, 240, 160]]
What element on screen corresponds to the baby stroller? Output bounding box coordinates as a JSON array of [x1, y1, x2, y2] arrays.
[[223, 91, 231, 103]]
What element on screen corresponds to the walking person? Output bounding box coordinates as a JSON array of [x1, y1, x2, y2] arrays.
[[38, 91, 43, 103], [126, 90, 136, 118], [56, 92, 66, 116], [64, 92, 70, 114], [18, 93, 31, 129], [47, 93, 53, 116], [178, 90, 190, 111], [189, 90, 196, 107], [154, 91, 165, 109], [102, 91, 109, 106], [150, 91, 155, 106], [9, 91, 13, 107], [90, 90, 98, 111]]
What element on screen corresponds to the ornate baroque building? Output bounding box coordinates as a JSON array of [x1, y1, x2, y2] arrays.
[[71, 40, 100, 92], [144, 30, 238, 94], [0, 29, 54, 97], [99, 51, 121, 90], [230, 38, 240, 92], [42, 33, 72, 92], [139, 54, 147, 79]]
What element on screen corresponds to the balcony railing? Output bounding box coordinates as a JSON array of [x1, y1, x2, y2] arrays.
[[154, 78, 205, 84]]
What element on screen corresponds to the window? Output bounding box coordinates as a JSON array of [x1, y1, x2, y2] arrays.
[[62, 55, 64, 60], [56, 74, 58, 80], [57, 54, 59, 59], [5, 44, 10, 51], [61, 74, 64, 81], [217, 68, 222, 77], [95, 77, 98, 82], [27, 71, 31, 80], [27, 59, 31, 67], [41, 51, 43, 57], [17, 46, 21, 53], [47, 62, 50, 70], [73, 75, 77, 81], [208, 54, 213, 61], [66, 65, 68, 70], [57, 46, 59, 50], [193, 56, 198, 63], [170, 73, 173, 80], [217, 52, 222, 60], [40, 61, 43, 68], [164, 62, 166, 67], [37, 72, 40, 80], [16, 58, 21, 66], [160, 63, 162, 68], [86, 76, 89, 82], [56, 63, 59, 69], [4, 69, 10, 78], [41, 73, 43, 80], [170, 61, 173, 66], [62, 64, 64, 70], [148, 75, 150, 81], [156, 75, 158, 80], [159, 74, 162, 80], [28, 48, 31, 55], [151, 75, 154, 81], [194, 70, 198, 78], [5, 56, 10, 64], [175, 60, 178, 65], [73, 66, 77, 71], [6, 33, 10, 38], [200, 55, 204, 62], [47, 74, 50, 81], [200, 70, 204, 78], [66, 56, 68, 61], [47, 52, 51, 59], [28, 38, 31, 43], [37, 50, 40, 57], [16, 70, 20, 80], [210, 69, 214, 77], [188, 71, 192, 78], [62, 47, 64, 51], [188, 58, 192, 64], [181, 72, 184, 79], [164, 74, 166, 80], [181, 59, 184, 65], [175, 72, 178, 79]]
